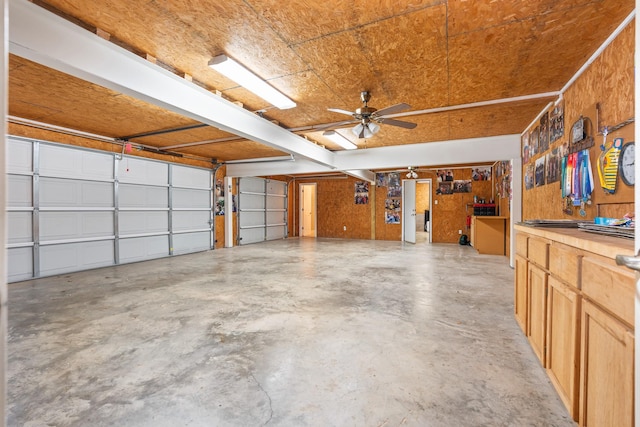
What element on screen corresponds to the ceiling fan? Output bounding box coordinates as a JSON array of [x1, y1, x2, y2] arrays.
[[323, 91, 417, 138]]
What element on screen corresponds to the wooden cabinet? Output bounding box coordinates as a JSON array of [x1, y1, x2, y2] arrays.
[[514, 225, 634, 426], [514, 254, 528, 334], [546, 276, 580, 419], [471, 216, 507, 255], [580, 300, 634, 427], [527, 263, 547, 365]]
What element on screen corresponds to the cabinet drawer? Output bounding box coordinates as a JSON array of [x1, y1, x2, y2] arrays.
[[582, 256, 634, 328], [549, 244, 580, 288], [528, 237, 549, 268], [516, 233, 528, 257]]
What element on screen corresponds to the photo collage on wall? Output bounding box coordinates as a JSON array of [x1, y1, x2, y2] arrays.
[[385, 172, 402, 224], [522, 100, 565, 191], [215, 179, 237, 215], [354, 181, 369, 204], [495, 161, 511, 200], [436, 169, 454, 194]]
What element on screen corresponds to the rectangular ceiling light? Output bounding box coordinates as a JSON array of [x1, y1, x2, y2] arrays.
[[323, 130, 357, 150], [208, 54, 296, 110]]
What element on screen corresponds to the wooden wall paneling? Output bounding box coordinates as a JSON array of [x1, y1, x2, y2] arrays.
[[521, 23, 634, 221], [316, 177, 371, 240]]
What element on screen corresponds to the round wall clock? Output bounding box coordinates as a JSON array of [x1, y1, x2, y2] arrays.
[[619, 141, 635, 186]]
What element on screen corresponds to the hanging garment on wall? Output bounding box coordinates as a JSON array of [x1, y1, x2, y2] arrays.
[[597, 137, 622, 194]]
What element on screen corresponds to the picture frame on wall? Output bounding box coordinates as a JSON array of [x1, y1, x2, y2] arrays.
[[522, 132, 530, 164], [539, 111, 549, 153], [525, 164, 534, 190], [549, 101, 565, 143], [530, 127, 539, 156], [535, 156, 546, 187]]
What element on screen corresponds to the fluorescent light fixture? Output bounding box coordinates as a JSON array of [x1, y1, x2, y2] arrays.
[[208, 54, 296, 110], [352, 121, 380, 138], [323, 130, 358, 150]]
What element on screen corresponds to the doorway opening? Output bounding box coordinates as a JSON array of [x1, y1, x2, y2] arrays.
[[402, 178, 432, 244], [299, 183, 317, 237]]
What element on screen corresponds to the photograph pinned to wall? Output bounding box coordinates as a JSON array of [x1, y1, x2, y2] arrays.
[[376, 172, 387, 187], [539, 111, 550, 153], [522, 132, 530, 164], [385, 198, 401, 224], [472, 166, 491, 181], [354, 181, 370, 204], [215, 179, 225, 215], [530, 126, 539, 156], [387, 172, 401, 197], [453, 180, 472, 193], [535, 156, 546, 187], [525, 164, 535, 190], [546, 147, 561, 184], [549, 101, 565, 143], [232, 195, 237, 213], [436, 169, 454, 182], [436, 181, 453, 195]]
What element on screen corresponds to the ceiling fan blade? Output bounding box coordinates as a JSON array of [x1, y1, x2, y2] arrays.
[[328, 108, 356, 116], [374, 103, 411, 117], [378, 118, 417, 129], [314, 120, 357, 132]]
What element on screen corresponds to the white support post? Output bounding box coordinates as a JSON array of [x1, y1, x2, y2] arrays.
[[0, 0, 9, 422], [224, 176, 233, 248]]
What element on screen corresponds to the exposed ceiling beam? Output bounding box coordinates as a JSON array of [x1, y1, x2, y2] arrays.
[[8, 0, 336, 168], [226, 134, 521, 177]]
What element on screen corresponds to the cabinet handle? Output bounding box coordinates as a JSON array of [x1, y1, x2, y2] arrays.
[[616, 254, 640, 272]]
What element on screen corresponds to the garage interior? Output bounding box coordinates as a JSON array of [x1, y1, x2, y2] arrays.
[[1, 0, 637, 425]]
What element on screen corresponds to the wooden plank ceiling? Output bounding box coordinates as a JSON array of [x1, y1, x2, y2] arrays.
[[8, 0, 634, 162]]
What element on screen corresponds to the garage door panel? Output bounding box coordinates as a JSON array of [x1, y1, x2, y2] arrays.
[[7, 211, 33, 244], [8, 247, 33, 282], [241, 193, 265, 210], [8, 175, 32, 207], [267, 181, 286, 196], [40, 178, 113, 207], [266, 211, 286, 225], [119, 184, 168, 208], [40, 241, 114, 276], [119, 235, 169, 263], [119, 157, 168, 186], [40, 212, 114, 241], [40, 144, 113, 181], [173, 232, 210, 254], [8, 138, 33, 174], [240, 211, 264, 228], [172, 211, 210, 232], [119, 211, 168, 235], [266, 226, 287, 240], [239, 228, 264, 245], [267, 196, 285, 210], [171, 165, 211, 189], [239, 177, 265, 193], [173, 188, 210, 209]]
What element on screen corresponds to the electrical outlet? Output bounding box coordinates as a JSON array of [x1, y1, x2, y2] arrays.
[[343, 225, 347, 231], [458, 229, 462, 234]]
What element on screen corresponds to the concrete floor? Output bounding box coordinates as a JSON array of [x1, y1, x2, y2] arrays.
[[8, 238, 575, 427]]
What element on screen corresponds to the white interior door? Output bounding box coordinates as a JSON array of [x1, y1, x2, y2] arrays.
[[300, 183, 316, 237], [402, 179, 416, 244]]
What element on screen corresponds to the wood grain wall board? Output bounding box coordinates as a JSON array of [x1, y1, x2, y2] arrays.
[[521, 23, 634, 221], [448, 100, 555, 141], [245, 0, 442, 46], [316, 177, 372, 239], [448, 2, 633, 105], [447, 0, 631, 36], [130, 126, 239, 147], [9, 56, 200, 137]]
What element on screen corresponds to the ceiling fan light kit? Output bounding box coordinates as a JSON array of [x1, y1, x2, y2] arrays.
[[322, 130, 358, 150], [327, 91, 417, 139], [208, 54, 296, 110]]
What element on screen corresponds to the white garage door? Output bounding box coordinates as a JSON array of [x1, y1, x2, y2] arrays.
[[6, 137, 213, 282], [237, 177, 287, 245]]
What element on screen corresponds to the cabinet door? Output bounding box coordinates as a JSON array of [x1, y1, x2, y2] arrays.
[[546, 277, 580, 420], [527, 263, 547, 365], [579, 300, 634, 427], [514, 255, 528, 333]]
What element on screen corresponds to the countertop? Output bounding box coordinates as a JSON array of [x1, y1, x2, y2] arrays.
[[514, 224, 635, 259]]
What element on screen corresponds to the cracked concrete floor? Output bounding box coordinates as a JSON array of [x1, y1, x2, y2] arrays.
[[8, 238, 575, 426]]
